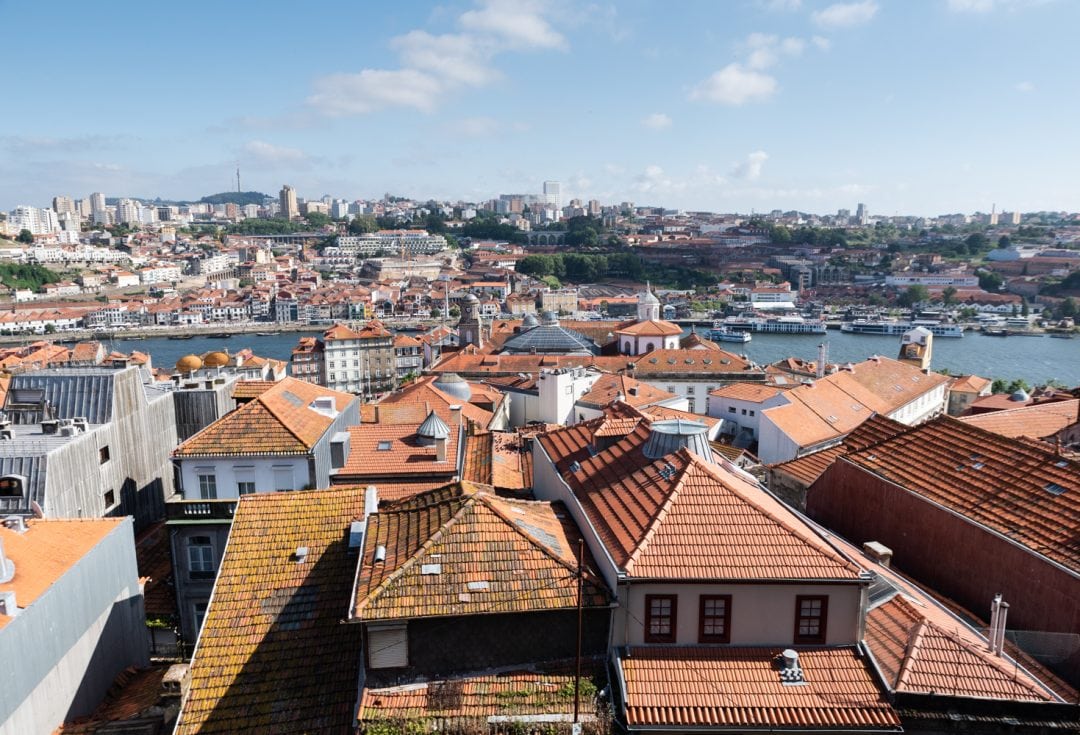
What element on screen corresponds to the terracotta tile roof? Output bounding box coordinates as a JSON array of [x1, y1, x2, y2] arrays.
[[230, 380, 276, 400], [630, 348, 757, 376], [134, 521, 175, 619], [709, 382, 786, 402], [393, 333, 423, 347], [959, 399, 1079, 440], [842, 416, 1080, 572], [538, 418, 861, 580], [174, 377, 353, 457], [352, 487, 608, 621], [618, 646, 900, 730], [358, 659, 605, 723], [949, 374, 992, 394], [867, 596, 1056, 701], [614, 319, 683, 336], [175, 487, 367, 734], [364, 480, 460, 504], [462, 432, 533, 490], [56, 666, 171, 734], [0, 519, 122, 628], [338, 422, 460, 478], [379, 376, 495, 429], [771, 414, 908, 485], [709, 441, 759, 464], [578, 373, 676, 408]]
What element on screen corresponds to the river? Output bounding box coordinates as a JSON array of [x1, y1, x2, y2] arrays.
[[105, 328, 1080, 387]]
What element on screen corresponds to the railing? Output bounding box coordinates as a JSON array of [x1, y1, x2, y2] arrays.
[[165, 499, 238, 521]]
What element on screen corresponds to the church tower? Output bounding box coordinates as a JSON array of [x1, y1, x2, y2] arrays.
[[457, 293, 484, 348], [637, 282, 660, 321]]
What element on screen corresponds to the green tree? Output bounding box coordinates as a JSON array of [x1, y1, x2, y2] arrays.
[[978, 271, 1004, 291], [304, 212, 332, 227], [43, 323, 56, 334], [964, 232, 988, 254], [16, 229, 33, 244], [431, 306, 442, 318], [941, 286, 958, 305], [1060, 297, 1077, 318], [449, 305, 460, 318], [348, 216, 378, 235], [897, 284, 929, 308]]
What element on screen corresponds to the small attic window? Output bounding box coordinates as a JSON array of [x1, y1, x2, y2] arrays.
[[377, 441, 392, 451], [1054, 460, 1069, 468], [972, 462, 985, 470], [421, 563, 442, 575], [1045, 483, 1067, 496], [466, 580, 490, 591], [893, 385, 904, 392]]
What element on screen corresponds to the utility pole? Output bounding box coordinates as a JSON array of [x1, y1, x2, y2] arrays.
[[573, 538, 584, 726]]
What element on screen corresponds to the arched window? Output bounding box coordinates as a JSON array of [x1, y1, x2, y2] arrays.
[[644, 342, 655, 353]]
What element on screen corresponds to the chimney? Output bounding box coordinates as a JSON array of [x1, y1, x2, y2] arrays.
[[862, 541, 893, 567], [435, 436, 447, 462], [0, 590, 17, 617], [449, 405, 462, 425], [0, 537, 14, 584], [988, 594, 1010, 656], [364, 485, 379, 517]]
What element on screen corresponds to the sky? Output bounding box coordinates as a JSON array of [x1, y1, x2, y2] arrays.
[[1, 0, 1078, 216]]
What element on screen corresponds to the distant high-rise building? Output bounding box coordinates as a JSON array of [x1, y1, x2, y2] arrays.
[[856, 202, 868, 225], [989, 204, 999, 226], [279, 185, 299, 220], [1007, 210, 1021, 225], [116, 199, 140, 225], [543, 180, 561, 210], [10, 205, 60, 235], [89, 192, 107, 224], [52, 196, 76, 215], [588, 199, 601, 216]]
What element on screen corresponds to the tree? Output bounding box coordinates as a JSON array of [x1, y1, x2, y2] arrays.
[[16, 229, 33, 244], [348, 216, 378, 235], [897, 284, 929, 308], [978, 271, 1004, 291], [1061, 297, 1077, 318], [431, 306, 442, 318], [449, 305, 460, 318], [43, 323, 56, 334], [941, 286, 958, 305], [964, 232, 988, 254], [304, 212, 332, 228]]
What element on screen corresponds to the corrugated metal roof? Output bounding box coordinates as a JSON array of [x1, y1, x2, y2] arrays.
[[8, 370, 117, 424], [0, 455, 47, 514]]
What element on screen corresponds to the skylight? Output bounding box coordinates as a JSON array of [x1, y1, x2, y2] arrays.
[[1045, 483, 1068, 496], [377, 440, 392, 451]]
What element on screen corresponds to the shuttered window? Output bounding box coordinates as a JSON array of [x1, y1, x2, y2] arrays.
[[367, 624, 408, 669]]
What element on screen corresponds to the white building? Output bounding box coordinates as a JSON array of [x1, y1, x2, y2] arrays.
[[9, 206, 59, 235], [139, 265, 182, 285], [885, 273, 979, 287], [543, 180, 562, 210], [335, 230, 447, 257]]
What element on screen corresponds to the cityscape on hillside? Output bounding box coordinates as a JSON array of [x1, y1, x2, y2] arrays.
[[2, 1, 1079, 734]]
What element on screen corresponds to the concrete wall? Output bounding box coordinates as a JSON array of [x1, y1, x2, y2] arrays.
[[0, 519, 148, 734], [756, 411, 803, 465], [808, 459, 1080, 685], [616, 582, 862, 648]]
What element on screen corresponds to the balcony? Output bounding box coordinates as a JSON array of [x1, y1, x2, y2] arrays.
[[165, 498, 238, 523]]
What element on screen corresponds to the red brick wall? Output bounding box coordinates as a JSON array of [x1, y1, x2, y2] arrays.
[[807, 460, 1080, 685]]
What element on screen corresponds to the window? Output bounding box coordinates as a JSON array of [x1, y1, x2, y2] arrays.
[[103, 488, 116, 508], [699, 595, 731, 643], [273, 467, 293, 491], [237, 481, 256, 496], [193, 601, 209, 633], [749, 410, 755, 417], [188, 536, 215, 579], [645, 594, 677, 643], [741, 408, 747, 415], [99, 446, 110, 464], [728, 406, 736, 414], [794, 595, 828, 644], [197, 474, 217, 500]]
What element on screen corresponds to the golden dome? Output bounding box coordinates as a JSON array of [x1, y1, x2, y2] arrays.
[[175, 354, 203, 372], [202, 351, 229, 368]]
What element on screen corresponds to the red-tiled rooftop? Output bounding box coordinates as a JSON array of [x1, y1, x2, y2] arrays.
[[619, 647, 900, 731], [959, 398, 1079, 440], [770, 414, 908, 486], [842, 416, 1080, 572]]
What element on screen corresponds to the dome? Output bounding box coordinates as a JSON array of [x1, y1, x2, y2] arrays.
[[1010, 388, 1030, 402], [416, 410, 451, 444], [521, 313, 540, 330], [175, 354, 203, 372], [541, 310, 559, 326], [462, 293, 480, 304], [641, 418, 714, 463], [433, 372, 473, 402], [202, 351, 229, 368], [639, 289, 660, 305]]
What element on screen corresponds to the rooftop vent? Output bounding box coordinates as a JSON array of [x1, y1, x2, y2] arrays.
[[0, 590, 16, 617], [416, 410, 451, 445], [642, 418, 715, 464], [421, 563, 442, 575], [294, 546, 309, 564], [374, 545, 387, 563], [778, 649, 806, 685], [862, 541, 893, 567]]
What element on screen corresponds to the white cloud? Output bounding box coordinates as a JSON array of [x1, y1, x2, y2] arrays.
[[243, 140, 308, 163], [730, 150, 769, 181], [1015, 80, 1035, 93], [811, 35, 832, 50], [690, 63, 777, 106], [307, 0, 566, 117], [812, 1, 879, 28], [308, 69, 443, 116], [641, 112, 672, 130], [459, 0, 567, 50], [759, 0, 803, 10], [742, 33, 807, 69]]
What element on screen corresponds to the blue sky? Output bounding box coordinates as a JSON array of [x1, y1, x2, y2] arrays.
[[1, 0, 1077, 215]]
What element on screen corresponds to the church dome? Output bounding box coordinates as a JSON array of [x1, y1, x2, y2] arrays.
[[202, 351, 229, 368], [433, 373, 473, 402], [176, 354, 202, 372], [521, 313, 540, 330]]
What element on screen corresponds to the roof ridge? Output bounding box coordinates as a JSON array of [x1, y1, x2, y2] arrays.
[[355, 494, 474, 613], [257, 380, 326, 449], [894, 616, 928, 691]]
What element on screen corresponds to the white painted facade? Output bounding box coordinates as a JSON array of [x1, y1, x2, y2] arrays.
[[179, 456, 312, 499], [707, 391, 790, 440]]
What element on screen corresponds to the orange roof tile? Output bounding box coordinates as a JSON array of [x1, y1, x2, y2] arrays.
[[949, 374, 993, 394], [614, 319, 683, 337], [842, 417, 1080, 572], [709, 382, 786, 402], [378, 376, 496, 429], [578, 373, 675, 408], [0, 519, 122, 624], [770, 414, 908, 485], [230, 379, 277, 400], [352, 487, 607, 621], [338, 422, 460, 478], [175, 488, 367, 734], [619, 647, 900, 730], [174, 377, 353, 457], [959, 399, 1079, 440]]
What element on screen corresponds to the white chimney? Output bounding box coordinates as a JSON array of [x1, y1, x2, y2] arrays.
[[0, 590, 16, 617], [988, 594, 1010, 656], [364, 485, 379, 517], [449, 405, 462, 426]]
